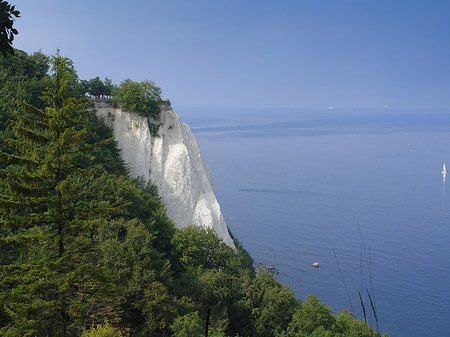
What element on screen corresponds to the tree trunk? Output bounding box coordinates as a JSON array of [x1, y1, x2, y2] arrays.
[[205, 307, 211, 337]]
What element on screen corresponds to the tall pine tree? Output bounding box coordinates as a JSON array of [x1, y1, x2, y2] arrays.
[[0, 51, 122, 336]]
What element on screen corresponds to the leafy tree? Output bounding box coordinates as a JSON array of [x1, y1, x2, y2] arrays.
[[80, 77, 115, 99], [171, 311, 227, 337], [283, 295, 386, 337], [95, 218, 182, 337], [103, 77, 114, 97], [86, 77, 106, 98], [171, 227, 263, 337], [74, 172, 178, 336], [171, 226, 238, 272], [79, 172, 175, 254], [228, 229, 254, 274], [171, 312, 205, 337], [114, 79, 162, 119], [332, 309, 384, 337], [285, 295, 335, 336], [0, 1, 19, 57], [0, 51, 121, 336], [236, 270, 298, 337]]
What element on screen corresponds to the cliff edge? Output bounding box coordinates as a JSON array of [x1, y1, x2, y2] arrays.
[[94, 101, 235, 248]]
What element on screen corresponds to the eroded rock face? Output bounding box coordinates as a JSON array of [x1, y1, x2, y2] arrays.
[[94, 101, 234, 248]]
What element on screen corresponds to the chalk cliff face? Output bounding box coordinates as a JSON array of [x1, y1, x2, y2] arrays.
[[94, 101, 234, 248]]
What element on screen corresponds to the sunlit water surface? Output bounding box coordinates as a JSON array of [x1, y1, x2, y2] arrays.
[[178, 107, 450, 337]]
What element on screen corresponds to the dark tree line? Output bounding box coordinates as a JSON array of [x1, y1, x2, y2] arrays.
[[80, 77, 115, 99]]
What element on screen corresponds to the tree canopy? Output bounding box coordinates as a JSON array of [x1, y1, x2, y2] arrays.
[[80, 77, 115, 99], [114, 79, 163, 119]]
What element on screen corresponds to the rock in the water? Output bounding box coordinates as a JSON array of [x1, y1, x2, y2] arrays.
[[94, 101, 235, 248]]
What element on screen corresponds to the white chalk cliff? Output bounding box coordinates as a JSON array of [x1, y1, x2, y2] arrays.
[[94, 101, 234, 248]]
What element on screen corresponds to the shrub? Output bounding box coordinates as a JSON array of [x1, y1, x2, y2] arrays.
[[81, 322, 129, 337], [114, 79, 162, 119]]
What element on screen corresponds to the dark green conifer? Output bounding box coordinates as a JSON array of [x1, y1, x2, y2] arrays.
[[0, 51, 121, 336]]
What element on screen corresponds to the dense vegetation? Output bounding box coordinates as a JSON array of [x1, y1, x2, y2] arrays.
[[0, 50, 388, 337], [80, 77, 115, 100], [113, 79, 163, 120], [78, 77, 163, 120]]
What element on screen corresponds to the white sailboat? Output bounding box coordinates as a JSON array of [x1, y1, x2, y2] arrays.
[[442, 163, 447, 174]]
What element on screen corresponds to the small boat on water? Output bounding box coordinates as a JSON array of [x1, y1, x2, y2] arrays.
[[442, 163, 447, 174]]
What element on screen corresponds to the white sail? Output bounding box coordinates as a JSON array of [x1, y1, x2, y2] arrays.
[[442, 163, 447, 174]]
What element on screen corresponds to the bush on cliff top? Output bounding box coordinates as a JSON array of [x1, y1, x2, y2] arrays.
[[114, 79, 163, 119]]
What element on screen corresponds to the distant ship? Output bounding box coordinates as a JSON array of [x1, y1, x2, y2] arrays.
[[442, 163, 447, 174], [328, 106, 333, 110]]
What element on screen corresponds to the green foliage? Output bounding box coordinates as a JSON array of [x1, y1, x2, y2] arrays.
[[0, 51, 121, 336], [283, 295, 385, 337], [95, 218, 180, 336], [114, 79, 162, 119], [228, 228, 255, 274], [172, 226, 237, 272], [81, 77, 116, 98], [82, 322, 129, 337], [78, 172, 175, 254], [286, 295, 335, 336], [73, 113, 127, 176], [103, 78, 114, 97], [0, 49, 49, 140], [171, 311, 205, 337], [235, 270, 298, 337], [0, 1, 20, 57], [171, 311, 227, 337], [0, 48, 389, 337], [333, 309, 381, 337]]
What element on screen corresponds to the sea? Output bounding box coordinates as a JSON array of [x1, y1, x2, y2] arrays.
[[178, 106, 450, 337]]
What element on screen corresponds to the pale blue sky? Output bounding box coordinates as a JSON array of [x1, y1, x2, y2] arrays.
[[12, 0, 450, 111]]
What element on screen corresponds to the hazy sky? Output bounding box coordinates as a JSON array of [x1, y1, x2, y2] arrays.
[[12, 0, 450, 111]]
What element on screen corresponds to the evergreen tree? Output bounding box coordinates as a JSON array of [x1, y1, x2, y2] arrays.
[[0, 51, 121, 336], [0, 49, 49, 165]]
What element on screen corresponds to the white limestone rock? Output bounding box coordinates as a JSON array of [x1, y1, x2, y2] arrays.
[[94, 101, 235, 248]]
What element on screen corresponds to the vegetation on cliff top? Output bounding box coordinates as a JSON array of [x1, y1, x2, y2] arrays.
[[0, 50, 388, 336], [113, 79, 163, 120], [79, 76, 163, 120]]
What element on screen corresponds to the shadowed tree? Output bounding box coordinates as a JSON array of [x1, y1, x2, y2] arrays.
[[0, 1, 20, 57]]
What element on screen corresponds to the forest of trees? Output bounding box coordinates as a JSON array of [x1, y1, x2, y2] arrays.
[[0, 50, 388, 336]]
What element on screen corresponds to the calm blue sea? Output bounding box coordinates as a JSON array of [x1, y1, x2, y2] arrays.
[[178, 106, 450, 337]]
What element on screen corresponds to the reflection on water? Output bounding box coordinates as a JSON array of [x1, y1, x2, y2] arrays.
[[443, 172, 446, 195]]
